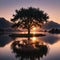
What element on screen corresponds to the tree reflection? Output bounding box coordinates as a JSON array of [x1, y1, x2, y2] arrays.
[[11, 39, 48, 60]]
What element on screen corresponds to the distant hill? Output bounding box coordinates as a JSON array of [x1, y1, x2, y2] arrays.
[[48, 28, 60, 34], [43, 21, 60, 30], [0, 17, 12, 29], [0, 17, 23, 33]]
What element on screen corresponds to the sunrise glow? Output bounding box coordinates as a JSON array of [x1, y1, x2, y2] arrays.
[[32, 27, 36, 30], [0, 0, 60, 60], [0, 0, 60, 24]]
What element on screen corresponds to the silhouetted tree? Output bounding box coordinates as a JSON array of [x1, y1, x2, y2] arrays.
[[11, 7, 49, 42]]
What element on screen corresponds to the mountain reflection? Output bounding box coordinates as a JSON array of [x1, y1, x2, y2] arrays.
[[41, 35, 60, 44], [0, 34, 12, 47], [11, 40, 48, 60]]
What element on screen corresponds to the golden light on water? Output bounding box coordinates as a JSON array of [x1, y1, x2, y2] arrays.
[[32, 37, 36, 40], [20, 41, 23, 44], [31, 37, 37, 43]]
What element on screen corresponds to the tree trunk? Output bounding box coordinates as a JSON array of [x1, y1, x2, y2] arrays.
[[28, 27, 30, 35], [28, 27, 30, 44], [27, 18, 31, 44]]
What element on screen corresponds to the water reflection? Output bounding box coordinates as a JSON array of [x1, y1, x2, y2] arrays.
[[40, 35, 60, 44], [0, 33, 60, 60], [0, 34, 12, 47], [11, 39, 48, 60]]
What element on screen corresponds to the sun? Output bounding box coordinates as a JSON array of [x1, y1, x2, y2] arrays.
[[31, 26, 37, 34], [31, 26, 36, 31], [32, 27, 36, 30]]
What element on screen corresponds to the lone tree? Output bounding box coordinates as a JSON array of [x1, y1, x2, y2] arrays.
[[11, 7, 49, 35]]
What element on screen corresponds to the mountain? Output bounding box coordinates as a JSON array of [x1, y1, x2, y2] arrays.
[[43, 21, 60, 30], [0, 17, 12, 29], [0, 17, 23, 33], [48, 28, 60, 34]]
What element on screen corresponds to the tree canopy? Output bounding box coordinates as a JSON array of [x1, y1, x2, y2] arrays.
[[11, 7, 49, 29], [11, 7, 49, 43]]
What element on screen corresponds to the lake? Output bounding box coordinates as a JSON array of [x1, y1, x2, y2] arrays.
[[0, 33, 60, 60]]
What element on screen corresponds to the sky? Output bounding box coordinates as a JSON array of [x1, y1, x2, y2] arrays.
[[0, 0, 60, 24]]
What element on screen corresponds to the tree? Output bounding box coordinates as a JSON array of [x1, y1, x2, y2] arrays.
[[11, 7, 49, 34]]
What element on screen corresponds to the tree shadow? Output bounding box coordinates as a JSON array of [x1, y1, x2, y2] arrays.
[[11, 40, 48, 60]]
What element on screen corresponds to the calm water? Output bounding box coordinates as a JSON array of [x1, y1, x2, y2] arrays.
[[0, 33, 60, 60]]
